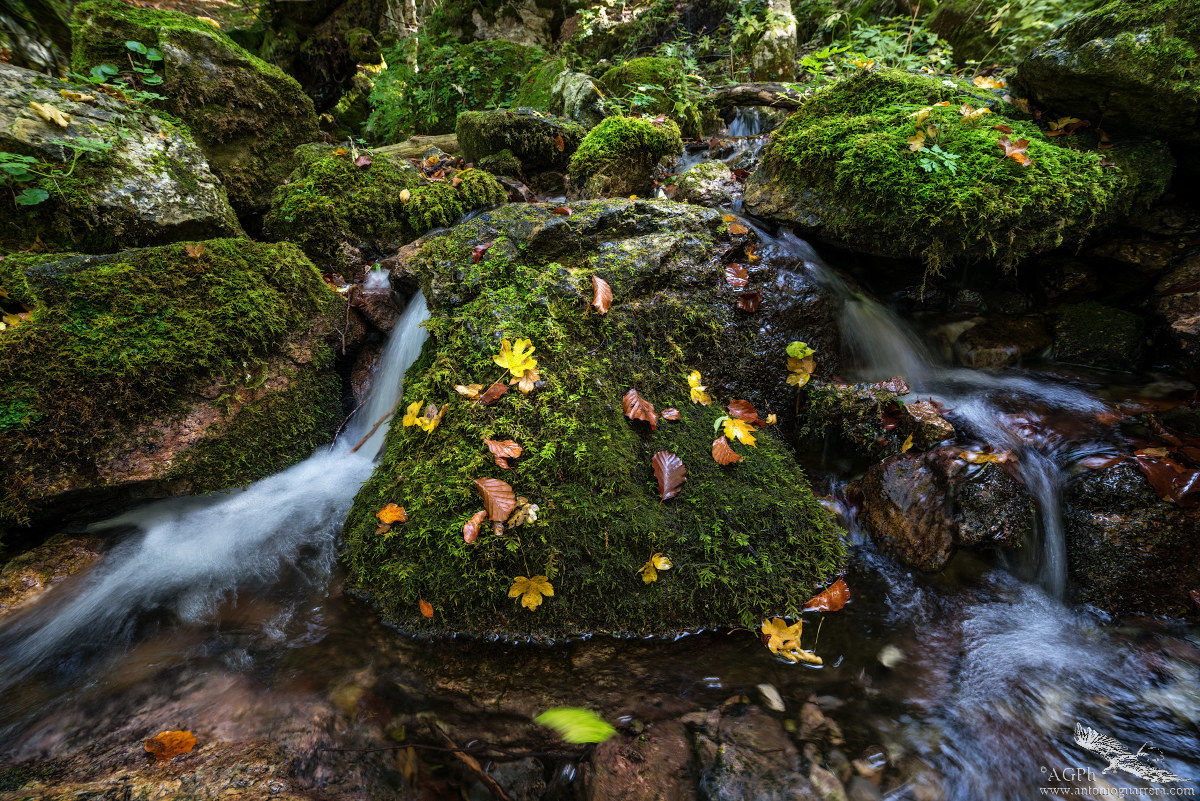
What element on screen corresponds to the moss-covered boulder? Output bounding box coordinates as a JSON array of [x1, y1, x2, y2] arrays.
[[342, 200, 847, 637], [1053, 301, 1145, 369], [599, 57, 702, 137], [264, 144, 507, 272], [0, 63, 241, 253], [568, 116, 682, 198], [749, 0, 798, 80], [0, 239, 346, 534], [744, 69, 1173, 273], [457, 108, 586, 187], [70, 0, 320, 218], [368, 40, 546, 140], [669, 160, 738, 207]]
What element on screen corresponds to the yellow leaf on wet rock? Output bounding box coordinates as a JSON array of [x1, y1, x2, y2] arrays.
[[639, 552, 672, 583]]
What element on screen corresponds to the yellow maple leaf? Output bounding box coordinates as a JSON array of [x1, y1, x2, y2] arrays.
[[973, 75, 1007, 89], [779, 647, 824, 665], [960, 104, 991, 119], [687, 370, 712, 405], [907, 130, 926, 151], [401, 400, 422, 427], [494, 338, 537, 378], [402, 401, 444, 432], [376, 503, 408, 524], [722, 416, 757, 447], [639, 552, 672, 583], [509, 575, 554, 610], [761, 617, 802, 653]]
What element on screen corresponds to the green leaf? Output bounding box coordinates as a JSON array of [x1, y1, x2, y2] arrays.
[[125, 40, 147, 55], [534, 707, 615, 744], [15, 188, 49, 206], [713, 415, 730, 433], [787, 341, 815, 359], [145, 48, 163, 61], [91, 64, 118, 80]]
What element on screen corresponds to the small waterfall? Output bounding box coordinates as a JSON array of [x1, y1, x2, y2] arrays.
[[0, 293, 430, 685]]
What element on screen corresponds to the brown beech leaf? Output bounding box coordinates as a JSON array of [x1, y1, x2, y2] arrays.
[[144, 730, 197, 760], [554, 133, 565, 151], [712, 436, 742, 465], [662, 408, 681, 420], [1078, 453, 1124, 469], [479, 381, 508, 405], [1132, 453, 1200, 507], [485, 437, 523, 468], [728, 399, 763, 425], [623, 388, 658, 429], [803, 578, 850, 612], [551, 206, 572, 216], [725, 263, 749, 288], [419, 598, 434, 618], [463, 509, 488, 543], [652, 451, 687, 500], [727, 222, 749, 235], [991, 124, 1013, 134], [184, 243, 205, 259], [591, 275, 612, 314], [472, 242, 492, 263], [736, 291, 762, 312], [475, 477, 517, 521], [354, 153, 372, 168]]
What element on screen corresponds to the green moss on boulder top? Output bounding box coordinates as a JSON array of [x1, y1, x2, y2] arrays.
[[600, 57, 702, 137], [70, 0, 320, 218], [568, 116, 682, 198], [457, 108, 586, 186], [513, 58, 568, 110], [342, 199, 847, 638], [264, 144, 507, 272], [744, 69, 1173, 272]]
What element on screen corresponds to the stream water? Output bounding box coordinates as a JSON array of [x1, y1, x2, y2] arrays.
[[0, 217, 1197, 799]]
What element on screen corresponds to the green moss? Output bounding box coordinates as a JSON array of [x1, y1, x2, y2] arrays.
[[0, 239, 343, 526], [456, 108, 587, 177], [368, 40, 547, 140], [751, 68, 1173, 272], [342, 200, 847, 639], [568, 116, 682, 197], [1053, 301, 1144, 368], [600, 56, 702, 137], [513, 57, 567, 110], [264, 144, 507, 270], [478, 148, 523, 176]]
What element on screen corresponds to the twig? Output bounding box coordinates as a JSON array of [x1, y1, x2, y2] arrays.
[[428, 721, 514, 801], [349, 396, 403, 453]]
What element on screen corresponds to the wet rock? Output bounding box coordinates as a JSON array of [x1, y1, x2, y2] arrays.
[[691, 706, 818, 801], [750, 0, 798, 81], [350, 339, 383, 406], [800, 379, 911, 462], [810, 764, 848, 801], [904, 400, 956, 449], [0, 534, 102, 620], [0, 62, 241, 253], [1063, 460, 1200, 619], [847, 775, 883, 801], [374, 133, 461, 160], [457, 108, 586, 189], [1153, 254, 1200, 372], [550, 70, 609, 129], [586, 720, 696, 801], [953, 315, 1051, 369], [489, 757, 547, 801], [1053, 302, 1144, 370], [71, 0, 321, 218], [670, 161, 738, 207]]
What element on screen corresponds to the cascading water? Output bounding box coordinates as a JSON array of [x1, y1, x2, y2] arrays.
[[0, 292, 430, 692]]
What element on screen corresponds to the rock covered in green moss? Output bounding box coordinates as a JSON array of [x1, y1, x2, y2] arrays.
[[264, 144, 507, 272], [342, 199, 847, 638], [70, 0, 320, 217], [568, 116, 681, 198], [749, 0, 798, 80], [0, 239, 346, 533], [0, 63, 241, 253], [1053, 301, 1144, 369], [368, 40, 546, 140], [744, 69, 1173, 272], [600, 57, 702, 137], [513, 57, 567, 109], [516, 60, 610, 129], [457, 108, 586, 186], [669, 160, 737, 206]]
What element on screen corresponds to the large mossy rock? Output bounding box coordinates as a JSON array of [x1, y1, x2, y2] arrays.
[[368, 40, 547, 140], [744, 69, 1173, 272], [457, 108, 586, 185], [568, 116, 682, 198], [1015, 0, 1200, 156], [514, 59, 610, 129], [264, 144, 506, 272], [0, 239, 346, 533], [70, 0, 320, 218], [599, 57, 702, 137], [0, 63, 241, 253], [342, 200, 847, 638]]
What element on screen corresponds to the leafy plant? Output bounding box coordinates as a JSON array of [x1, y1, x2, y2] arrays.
[[71, 39, 167, 105], [1, 136, 113, 206], [916, 144, 962, 174]]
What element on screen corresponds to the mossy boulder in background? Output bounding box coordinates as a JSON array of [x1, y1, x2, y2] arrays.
[[744, 69, 1173, 273], [515, 60, 610, 129], [568, 116, 682, 198], [457, 108, 586, 188], [1053, 301, 1144, 369], [0, 239, 347, 534], [70, 0, 320, 218], [748, 0, 798, 80], [264, 144, 507, 272], [600, 57, 702, 137], [0, 63, 241, 253], [342, 200, 847, 638]]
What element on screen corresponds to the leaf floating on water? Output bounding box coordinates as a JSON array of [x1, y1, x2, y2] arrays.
[[623, 388, 658, 429], [144, 730, 197, 760], [959, 448, 1013, 465], [509, 575, 553, 610], [652, 451, 686, 500], [803, 578, 850, 612], [463, 509, 487, 543], [725, 263, 749, 288], [478, 381, 508, 405], [419, 598, 434, 618], [728, 399, 763, 425], [1078, 453, 1124, 469], [484, 437, 523, 469], [639, 552, 672, 583], [474, 477, 516, 521], [712, 435, 742, 465], [661, 407, 681, 421], [760, 618, 822, 665], [591, 275, 612, 314], [534, 707, 615, 743]]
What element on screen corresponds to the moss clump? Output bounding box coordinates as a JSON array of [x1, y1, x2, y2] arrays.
[[342, 200, 846, 638], [264, 144, 507, 271], [457, 108, 587, 180], [513, 57, 568, 110], [745, 69, 1173, 272], [1053, 301, 1144, 369], [568, 116, 682, 198], [368, 40, 547, 140], [600, 56, 702, 137], [0, 239, 343, 528]]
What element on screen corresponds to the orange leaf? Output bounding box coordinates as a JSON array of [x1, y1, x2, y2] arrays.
[[419, 598, 434, 618], [463, 509, 487, 543], [479, 381, 508, 405], [662, 408, 681, 420], [184, 243, 205, 259], [652, 451, 687, 500], [712, 436, 742, 465], [727, 222, 748, 235], [554, 133, 565, 151], [551, 206, 572, 216], [725, 263, 749, 288], [803, 578, 850, 612], [144, 730, 197, 760], [474, 477, 516, 521], [485, 437, 523, 468], [472, 242, 492, 263], [592, 275, 612, 314], [623, 388, 658, 430], [376, 503, 408, 524], [728, 399, 763, 425]]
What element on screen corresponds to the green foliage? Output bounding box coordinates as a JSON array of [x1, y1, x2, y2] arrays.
[[798, 16, 954, 88], [0, 137, 113, 210], [916, 144, 961, 174], [535, 708, 616, 744], [513, 58, 567, 110], [930, 0, 1102, 65], [600, 57, 704, 137]]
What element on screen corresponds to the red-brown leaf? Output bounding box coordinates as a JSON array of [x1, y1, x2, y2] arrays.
[[592, 275, 612, 314], [736, 291, 762, 312], [725, 263, 749, 288], [419, 598, 434, 618], [485, 438, 523, 468], [474, 477, 517, 521], [472, 242, 492, 263], [652, 451, 687, 500], [463, 509, 487, 543], [623, 388, 658, 430], [354, 153, 372, 168], [712, 436, 742, 465], [728, 399, 763, 425], [554, 133, 565, 152], [1132, 454, 1200, 507], [662, 408, 681, 420], [551, 206, 572, 216], [803, 578, 850, 612], [727, 222, 749, 235], [1078, 453, 1124, 469], [479, 381, 508, 405]]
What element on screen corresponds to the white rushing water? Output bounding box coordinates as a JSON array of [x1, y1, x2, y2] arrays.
[[0, 292, 430, 683]]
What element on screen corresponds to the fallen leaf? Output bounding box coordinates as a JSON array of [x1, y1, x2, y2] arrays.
[[959, 104, 991, 119], [354, 153, 372, 168], [402, 401, 444, 432], [513, 368, 540, 394], [803, 578, 850, 612], [688, 370, 712, 405], [419, 598, 434, 618], [484, 437, 523, 468], [1132, 453, 1200, 507], [719, 415, 757, 447], [551, 206, 572, 216], [399, 188, 411, 202], [960, 448, 1013, 464], [535, 707, 615, 743], [509, 575, 553, 610], [623, 388, 658, 429], [1078, 453, 1123, 469], [455, 383, 484, 399], [907, 131, 927, 151], [144, 730, 197, 760], [901, 434, 913, 452], [472, 242, 491, 263], [727, 222, 749, 236], [479, 380, 508, 405], [728, 399, 763, 425], [591, 275, 612, 314], [991, 124, 1013, 134], [973, 75, 1006, 89], [463, 509, 488, 543], [184, 243, 205, 259], [334, 146, 348, 155], [554, 133, 565, 151], [376, 503, 408, 524], [997, 135, 1033, 167], [30, 101, 69, 127], [494, 338, 537, 378], [652, 451, 686, 500], [59, 89, 95, 102], [662, 408, 681, 420], [736, 291, 762, 312], [712, 435, 742, 465], [725, 263, 749, 288], [761, 617, 802, 653], [475, 477, 517, 521], [639, 552, 672, 583]]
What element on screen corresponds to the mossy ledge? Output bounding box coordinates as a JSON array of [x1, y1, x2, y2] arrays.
[[342, 199, 847, 640]]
